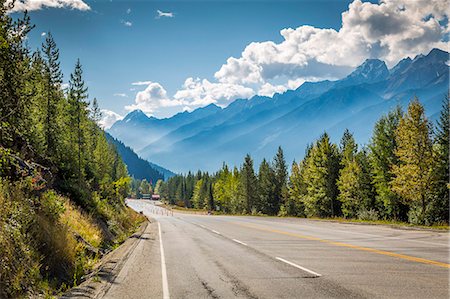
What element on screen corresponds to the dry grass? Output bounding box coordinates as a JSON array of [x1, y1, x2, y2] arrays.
[[60, 199, 103, 248]]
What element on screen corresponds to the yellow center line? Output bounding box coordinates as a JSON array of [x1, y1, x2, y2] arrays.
[[232, 221, 450, 269]]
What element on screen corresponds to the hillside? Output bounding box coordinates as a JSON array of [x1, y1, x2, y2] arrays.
[[105, 133, 175, 180], [0, 13, 144, 297]]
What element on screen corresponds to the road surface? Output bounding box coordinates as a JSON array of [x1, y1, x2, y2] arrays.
[[104, 200, 449, 298]]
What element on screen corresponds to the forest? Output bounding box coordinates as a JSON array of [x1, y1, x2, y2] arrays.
[[159, 98, 449, 226], [0, 3, 143, 297]]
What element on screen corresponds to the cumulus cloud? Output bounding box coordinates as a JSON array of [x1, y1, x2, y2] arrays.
[[125, 79, 254, 116], [99, 110, 123, 129], [215, 0, 449, 86], [156, 9, 174, 18], [126, 8, 131, 14], [41, 32, 46, 37], [258, 83, 288, 97], [173, 78, 255, 107], [7, 0, 90, 12], [125, 82, 184, 115]]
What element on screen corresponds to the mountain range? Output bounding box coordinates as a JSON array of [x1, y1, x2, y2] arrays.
[[108, 48, 449, 173]]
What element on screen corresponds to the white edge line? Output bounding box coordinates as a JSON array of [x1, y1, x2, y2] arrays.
[[276, 257, 322, 277], [199, 224, 206, 229], [158, 222, 170, 299], [211, 229, 221, 235], [232, 239, 248, 246]]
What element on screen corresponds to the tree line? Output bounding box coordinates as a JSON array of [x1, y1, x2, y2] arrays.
[[0, 6, 130, 208], [159, 98, 449, 225]]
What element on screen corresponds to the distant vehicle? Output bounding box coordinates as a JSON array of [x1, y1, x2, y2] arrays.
[[141, 194, 151, 200], [152, 194, 161, 201]]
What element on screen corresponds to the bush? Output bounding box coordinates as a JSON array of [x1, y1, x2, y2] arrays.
[[357, 208, 379, 221]]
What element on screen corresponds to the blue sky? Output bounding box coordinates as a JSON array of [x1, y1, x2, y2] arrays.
[[9, 0, 449, 126]]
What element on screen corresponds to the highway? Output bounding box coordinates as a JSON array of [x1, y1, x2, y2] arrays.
[[104, 200, 449, 298]]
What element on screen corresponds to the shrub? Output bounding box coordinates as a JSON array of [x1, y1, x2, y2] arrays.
[[357, 208, 379, 221]]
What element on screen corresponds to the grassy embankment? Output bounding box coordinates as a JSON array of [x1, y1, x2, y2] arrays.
[[0, 179, 145, 298]]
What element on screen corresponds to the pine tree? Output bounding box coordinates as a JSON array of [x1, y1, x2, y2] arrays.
[[42, 32, 63, 158], [258, 159, 276, 214], [0, 9, 32, 149], [392, 99, 435, 224], [337, 130, 360, 218], [68, 59, 89, 184], [369, 107, 404, 220], [303, 133, 340, 217], [239, 154, 258, 214], [272, 146, 288, 215], [428, 95, 449, 223]]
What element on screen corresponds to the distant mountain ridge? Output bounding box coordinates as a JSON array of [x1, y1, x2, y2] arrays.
[[108, 48, 449, 173], [105, 133, 175, 181]]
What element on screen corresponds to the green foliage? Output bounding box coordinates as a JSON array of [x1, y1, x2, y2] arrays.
[[337, 131, 375, 218], [239, 154, 258, 214], [258, 159, 276, 214], [369, 107, 405, 220], [302, 133, 340, 217], [428, 95, 450, 224], [272, 147, 288, 215], [392, 99, 435, 224], [0, 7, 143, 296]]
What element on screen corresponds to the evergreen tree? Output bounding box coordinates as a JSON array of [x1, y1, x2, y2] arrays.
[[42, 32, 63, 159], [0, 8, 32, 149], [337, 130, 360, 218], [67, 59, 89, 184], [272, 146, 288, 215], [369, 107, 404, 220], [258, 159, 276, 214], [428, 95, 450, 223], [239, 154, 258, 214], [192, 179, 205, 209], [303, 133, 340, 217], [392, 99, 435, 224]]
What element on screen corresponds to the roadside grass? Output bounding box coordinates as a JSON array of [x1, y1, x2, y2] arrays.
[[0, 180, 146, 298]]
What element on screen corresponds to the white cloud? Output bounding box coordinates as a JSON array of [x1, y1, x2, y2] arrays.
[[125, 79, 254, 116], [173, 78, 255, 107], [113, 93, 128, 97], [125, 82, 184, 115], [123, 21, 132, 27], [7, 0, 90, 12], [215, 0, 449, 86], [126, 8, 131, 14], [156, 9, 174, 18], [258, 83, 288, 97], [131, 81, 153, 86], [41, 32, 46, 37], [99, 110, 123, 129]]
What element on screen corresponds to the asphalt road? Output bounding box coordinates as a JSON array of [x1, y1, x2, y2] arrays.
[[104, 200, 449, 299]]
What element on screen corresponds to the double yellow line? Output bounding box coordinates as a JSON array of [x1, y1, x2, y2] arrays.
[[233, 222, 450, 269]]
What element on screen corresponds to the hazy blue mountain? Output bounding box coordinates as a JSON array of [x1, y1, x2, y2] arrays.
[[109, 48, 449, 173], [108, 104, 221, 150], [106, 133, 175, 180]]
